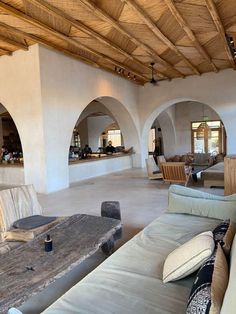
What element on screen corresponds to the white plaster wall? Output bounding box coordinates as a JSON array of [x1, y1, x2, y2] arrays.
[[38, 45, 141, 192], [0, 46, 47, 192], [76, 118, 88, 148], [87, 115, 114, 151], [139, 69, 236, 165], [69, 155, 133, 183]]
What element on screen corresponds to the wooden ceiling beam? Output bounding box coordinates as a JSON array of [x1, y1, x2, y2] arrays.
[[77, 0, 184, 78], [0, 47, 12, 56], [163, 0, 218, 73], [122, 0, 200, 75], [0, 2, 148, 82], [205, 0, 236, 69], [30, 0, 166, 79], [0, 34, 28, 51], [0, 21, 145, 85]]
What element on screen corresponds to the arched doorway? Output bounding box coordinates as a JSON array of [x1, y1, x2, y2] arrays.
[[0, 103, 24, 185], [143, 100, 227, 165], [67, 97, 140, 184]]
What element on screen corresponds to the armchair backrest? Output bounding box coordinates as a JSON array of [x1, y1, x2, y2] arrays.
[[145, 158, 159, 177], [161, 162, 189, 185], [193, 153, 211, 164], [157, 155, 166, 168], [0, 185, 42, 232]]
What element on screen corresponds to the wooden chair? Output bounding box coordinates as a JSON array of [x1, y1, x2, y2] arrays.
[[161, 162, 191, 186], [145, 158, 163, 180], [157, 155, 166, 169]]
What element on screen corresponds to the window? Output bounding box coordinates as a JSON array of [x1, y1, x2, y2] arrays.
[[148, 128, 156, 152], [191, 120, 226, 154], [107, 129, 122, 147]]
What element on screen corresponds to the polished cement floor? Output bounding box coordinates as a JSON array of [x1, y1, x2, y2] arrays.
[[12, 168, 224, 313]]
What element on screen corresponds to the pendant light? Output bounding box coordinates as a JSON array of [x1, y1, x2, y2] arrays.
[[196, 104, 211, 140]]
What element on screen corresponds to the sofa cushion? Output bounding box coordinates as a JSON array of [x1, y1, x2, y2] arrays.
[[212, 219, 235, 255], [163, 231, 215, 283], [221, 235, 236, 314], [186, 245, 228, 314], [167, 185, 236, 222]]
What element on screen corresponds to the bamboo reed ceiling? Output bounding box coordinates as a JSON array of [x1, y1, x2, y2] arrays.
[[0, 0, 235, 84]]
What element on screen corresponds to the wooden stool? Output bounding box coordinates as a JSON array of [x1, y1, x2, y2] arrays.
[[101, 201, 122, 255]]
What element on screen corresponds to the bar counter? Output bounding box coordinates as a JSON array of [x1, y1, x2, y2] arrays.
[[69, 152, 133, 183], [0, 162, 25, 185]]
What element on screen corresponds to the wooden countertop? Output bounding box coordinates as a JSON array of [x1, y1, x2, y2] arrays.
[[69, 153, 133, 165], [0, 162, 23, 168]]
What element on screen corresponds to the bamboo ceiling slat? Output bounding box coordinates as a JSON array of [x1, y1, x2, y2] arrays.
[[69, 26, 91, 39], [157, 10, 190, 44], [176, 46, 203, 66], [212, 58, 232, 69], [1, 0, 25, 11], [160, 48, 182, 66], [175, 3, 217, 33], [0, 0, 235, 84], [24, 0, 71, 36], [135, 0, 167, 23], [29, 0, 154, 80], [123, 0, 200, 75], [119, 22, 168, 56], [197, 60, 214, 73], [78, 0, 185, 77], [195, 31, 218, 46], [0, 2, 149, 82], [105, 29, 137, 55], [216, 0, 236, 30], [95, 0, 125, 20]]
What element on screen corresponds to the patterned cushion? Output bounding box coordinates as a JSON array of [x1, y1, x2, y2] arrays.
[[163, 231, 215, 283], [213, 219, 236, 254], [186, 245, 228, 314]]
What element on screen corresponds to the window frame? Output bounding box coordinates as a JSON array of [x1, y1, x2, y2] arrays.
[[191, 119, 226, 154]]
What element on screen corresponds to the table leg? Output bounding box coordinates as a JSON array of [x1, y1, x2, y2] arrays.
[[101, 237, 115, 256]]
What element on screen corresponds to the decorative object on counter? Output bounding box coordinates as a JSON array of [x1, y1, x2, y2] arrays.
[[44, 234, 53, 253]]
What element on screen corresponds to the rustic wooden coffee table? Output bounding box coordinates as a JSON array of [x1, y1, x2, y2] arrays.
[[0, 214, 121, 313]]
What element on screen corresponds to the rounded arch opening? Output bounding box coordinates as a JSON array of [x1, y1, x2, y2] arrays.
[[67, 96, 141, 183], [143, 100, 227, 165], [0, 102, 24, 185]]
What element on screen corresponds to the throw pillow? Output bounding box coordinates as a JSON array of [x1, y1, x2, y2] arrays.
[[186, 244, 228, 314], [2, 230, 35, 242], [163, 231, 215, 283], [13, 215, 57, 230], [212, 219, 236, 255]]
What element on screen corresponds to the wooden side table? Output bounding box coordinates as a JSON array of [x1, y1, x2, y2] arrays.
[[224, 155, 236, 195]]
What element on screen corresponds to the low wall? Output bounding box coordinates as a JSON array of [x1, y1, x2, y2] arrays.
[[0, 164, 25, 186], [69, 154, 133, 184]]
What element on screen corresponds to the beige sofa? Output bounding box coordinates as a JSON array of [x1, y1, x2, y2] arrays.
[[17, 185, 235, 314], [201, 161, 224, 187]]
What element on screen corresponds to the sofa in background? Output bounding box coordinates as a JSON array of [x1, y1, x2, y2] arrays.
[[201, 161, 224, 188], [16, 185, 235, 314]]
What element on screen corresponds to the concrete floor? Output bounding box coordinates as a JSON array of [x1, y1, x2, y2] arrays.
[[10, 168, 224, 313]]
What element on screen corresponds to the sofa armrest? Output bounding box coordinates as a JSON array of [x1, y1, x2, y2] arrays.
[[167, 185, 236, 222]]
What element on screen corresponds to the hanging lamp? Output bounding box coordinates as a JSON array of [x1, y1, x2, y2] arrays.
[[196, 104, 211, 140]]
